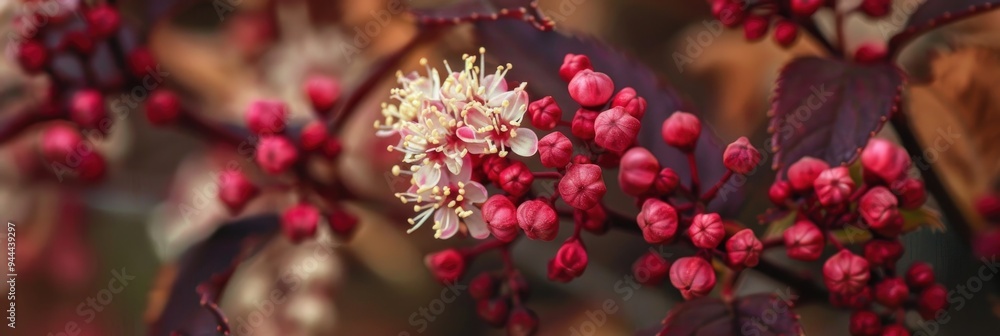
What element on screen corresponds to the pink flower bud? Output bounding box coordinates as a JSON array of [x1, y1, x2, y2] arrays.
[[861, 0, 891, 17], [499, 161, 534, 197], [917, 284, 948, 320], [875, 277, 909, 309], [774, 20, 799, 47], [477, 298, 509, 327], [572, 154, 591, 165], [425, 248, 466, 284], [769, 180, 793, 207], [814, 167, 855, 206], [824, 250, 871, 295], [863, 239, 903, 268], [975, 194, 1000, 222], [787, 157, 829, 191], [127, 47, 156, 79], [517, 200, 558, 241], [322, 137, 343, 159], [299, 120, 328, 151], [528, 96, 562, 131], [328, 209, 359, 240], [669, 257, 716, 300], [743, 15, 769, 41], [70, 89, 107, 130], [610, 87, 647, 120], [86, 5, 121, 39], [906, 262, 935, 290], [688, 213, 725, 249], [559, 54, 593, 82], [145, 90, 181, 126], [506, 308, 538, 336], [791, 0, 824, 16], [218, 170, 259, 214], [618, 147, 660, 196], [304, 75, 340, 113], [255, 136, 299, 175], [861, 138, 910, 184], [483, 195, 519, 242], [594, 107, 640, 152], [660, 112, 701, 152], [849, 310, 882, 336], [484, 156, 511, 184], [892, 178, 926, 209], [723, 137, 762, 174], [653, 168, 680, 195], [538, 132, 573, 169], [831, 286, 872, 310], [61, 31, 94, 54], [548, 239, 588, 282], [637, 199, 678, 244], [632, 251, 671, 286], [568, 69, 614, 107], [469, 273, 497, 301], [41, 124, 83, 162], [575, 205, 608, 234], [860, 187, 902, 236], [726, 229, 763, 267], [15, 40, 49, 74], [246, 100, 288, 135], [854, 42, 888, 64], [570, 109, 598, 140], [717, 1, 745, 27], [882, 325, 910, 336], [281, 204, 319, 243], [783, 220, 825, 261], [558, 164, 606, 210], [77, 152, 106, 182]]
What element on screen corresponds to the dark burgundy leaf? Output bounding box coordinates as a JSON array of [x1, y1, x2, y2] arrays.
[[659, 294, 802, 336], [769, 57, 904, 172], [889, 0, 1000, 55], [476, 20, 741, 214], [413, 0, 553, 30]]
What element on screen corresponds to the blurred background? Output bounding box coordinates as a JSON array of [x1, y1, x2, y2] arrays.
[[1, 0, 1000, 335]]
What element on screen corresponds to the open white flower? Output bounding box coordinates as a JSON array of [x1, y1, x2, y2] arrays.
[[394, 156, 489, 239]]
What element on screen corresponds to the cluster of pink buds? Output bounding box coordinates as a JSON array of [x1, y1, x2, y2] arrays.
[[707, 0, 893, 46]]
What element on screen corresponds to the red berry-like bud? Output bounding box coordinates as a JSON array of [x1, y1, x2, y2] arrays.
[[281, 204, 319, 243], [688, 213, 725, 249], [86, 5, 121, 39], [862, 138, 910, 184], [517, 200, 558, 241], [769, 180, 793, 207], [892, 178, 926, 209], [791, 0, 824, 16], [594, 107, 640, 152], [299, 120, 328, 151], [917, 284, 948, 320], [559, 54, 593, 82], [145, 90, 181, 126], [774, 20, 799, 47], [70, 89, 107, 130], [425, 248, 466, 284], [327, 209, 359, 239], [861, 0, 891, 17], [558, 164, 606, 210], [255, 136, 299, 175], [831, 286, 873, 309], [477, 299, 510, 327], [304, 75, 340, 113], [875, 277, 909, 308], [881, 325, 910, 336], [41, 124, 83, 162], [815, 167, 855, 206], [637, 199, 679, 244], [619, 147, 660, 197], [653, 168, 680, 195], [661, 112, 701, 152], [77, 152, 106, 182], [610, 87, 647, 120], [723, 137, 762, 174], [905, 262, 935, 290], [975, 194, 1000, 222], [538, 132, 573, 169], [572, 154, 591, 165], [632, 251, 671, 286], [863, 239, 903, 268], [528, 96, 562, 131], [850, 310, 882, 336], [570, 109, 598, 140], [484, 156, 512, 184], [246, 100, 288, 135], [744, 15, 769, 41], [717, 1, 745, 27], [784, 220, 825, 261], [61, 31, 94, 54], [15, 40, 49, 74], [575, 205, 608, 234], [127, 47, 157, 79], [669, 257, 716, 300], [483, 195, 519, 242], [855, 42, 888, 64], [218, 170, 258, 214], [499, 161, 534, 197], [548, 239, 588, 282], [568, 70, 614, 107], [824, 250, 871, 295], [787, 157, 829, 191], [860, 187, 902, 236], [322, 137, 343, 159], [726, 229, 763, 267], [469, 273, 497, 301], [506, 308, 538, 336]]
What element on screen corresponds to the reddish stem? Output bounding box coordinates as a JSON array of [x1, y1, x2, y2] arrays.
[[700, 170, 734, 203], [463, 238, 509, 256], [532, 171, 562, 179], [762, 238, 785, 249], [686, 152, 701, 197]]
